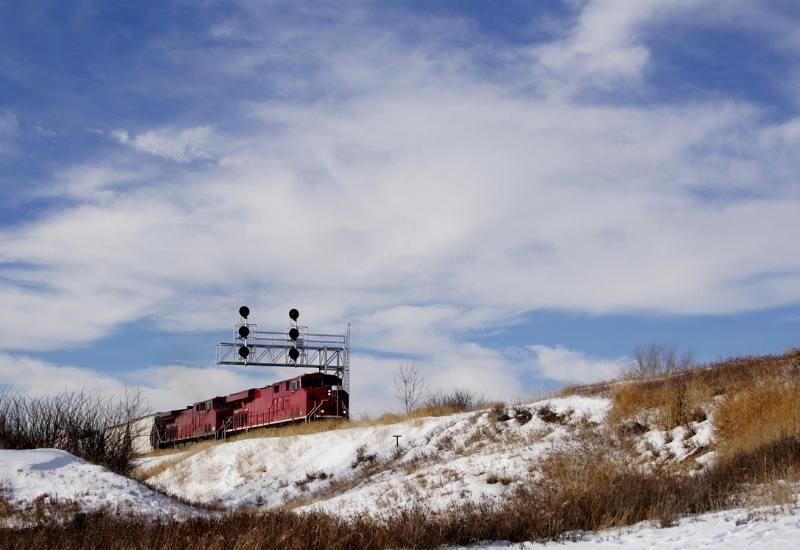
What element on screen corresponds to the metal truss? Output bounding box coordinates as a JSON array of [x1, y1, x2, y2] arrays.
[[216, 325, 351, 393]]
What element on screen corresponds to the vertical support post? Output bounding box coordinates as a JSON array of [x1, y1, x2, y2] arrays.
[[345, 322, 351, 395]]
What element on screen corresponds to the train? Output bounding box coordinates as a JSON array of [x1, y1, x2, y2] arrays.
[[150, 371, 349, 448]]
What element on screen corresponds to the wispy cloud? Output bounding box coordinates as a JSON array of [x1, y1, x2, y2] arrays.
[[0, 110, 19, 154], [1, 1, 800, 410], [528, 345, 627, 384], [0, 352, 281, 412], [111, 126, 215, 163]]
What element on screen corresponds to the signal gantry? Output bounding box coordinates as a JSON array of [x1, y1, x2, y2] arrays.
[[215, 306, 350, 393]]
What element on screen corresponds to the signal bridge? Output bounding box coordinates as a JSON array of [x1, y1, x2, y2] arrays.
[[215, 307, 350, 393]]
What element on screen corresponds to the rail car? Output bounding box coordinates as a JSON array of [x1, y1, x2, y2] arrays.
[[150, 372, 348, 448]]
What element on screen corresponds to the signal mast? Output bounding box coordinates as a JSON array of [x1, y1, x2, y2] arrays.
[[215, 307, 350, 394]]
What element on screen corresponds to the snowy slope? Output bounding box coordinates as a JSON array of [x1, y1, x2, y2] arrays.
[[3, 396, 798, 548], [0, 449, 202, 521], [143, 396, 613, 512], [478, 506, 800, 549]]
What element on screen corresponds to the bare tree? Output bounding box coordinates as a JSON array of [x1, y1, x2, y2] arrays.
[[393, 363, 427, 415], [628, 343, 694, 379]]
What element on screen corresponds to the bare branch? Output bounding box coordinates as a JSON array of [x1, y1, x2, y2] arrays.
[[393, 363, 428, 415]]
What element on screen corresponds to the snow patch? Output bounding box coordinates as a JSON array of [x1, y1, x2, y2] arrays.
[[0, 449, 202, 522]]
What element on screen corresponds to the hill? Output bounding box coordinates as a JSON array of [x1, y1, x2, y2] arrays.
[[2, 349, 800, 547], [0, 449, 205, 528]]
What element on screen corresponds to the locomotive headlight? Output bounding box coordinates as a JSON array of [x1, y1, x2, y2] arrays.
[[320, 409, 325, 413]]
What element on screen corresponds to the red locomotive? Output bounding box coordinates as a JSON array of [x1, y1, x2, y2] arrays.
[[151, 372, 348, 448]]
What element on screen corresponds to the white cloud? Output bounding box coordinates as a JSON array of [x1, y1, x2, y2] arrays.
[[0, 353, 284, 413], [40, 163, 148, 200], [1, 1, 800, 410], [528, 345, 627, 384], [127, 364, 282, 412], [111, 126, 215, 163], [0, 353, 126, 398], [529, 0, 706, 96]]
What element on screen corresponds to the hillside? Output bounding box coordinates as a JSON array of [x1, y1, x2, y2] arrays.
[[137, 395, 703, 514], [3, 349, 800, 548], [0, 449, 205, 527]]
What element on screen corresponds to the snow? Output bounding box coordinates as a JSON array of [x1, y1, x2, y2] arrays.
[[3, 392, 799, 548], [632, 410, 716, 472], [0, 448, 202, 522], [475, 506, 800, 549], [143, 396, 613, 513]]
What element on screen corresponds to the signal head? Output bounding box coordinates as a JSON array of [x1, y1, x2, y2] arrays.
[[289, 308, 299, 321], [288, 347, 299, 361], [288, 327, 300, 341], [238, 345, 250, 359], [239, 306, 250, 319], [238, 325, 250, 339]]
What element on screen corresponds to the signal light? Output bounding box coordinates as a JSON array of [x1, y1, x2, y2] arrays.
[[238, 346, 250, 359], [288, 308, 300, 363], [239, 306, 250, 319], [238, 325, 250, 339]]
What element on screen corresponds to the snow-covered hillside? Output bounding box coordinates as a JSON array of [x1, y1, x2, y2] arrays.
[[0, 449, 202, 525], [139, 396, 625, 513], [3, 391, 799, 547], [140, 394, 720, 514]]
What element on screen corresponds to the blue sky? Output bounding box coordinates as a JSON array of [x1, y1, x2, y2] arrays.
[[1, 1, 799, 413]]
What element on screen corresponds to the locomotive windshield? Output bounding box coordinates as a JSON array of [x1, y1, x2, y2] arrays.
[[301, 374, 342, 388]]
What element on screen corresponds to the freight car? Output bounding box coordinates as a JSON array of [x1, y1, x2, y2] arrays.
[[150, 372, 348, 448]]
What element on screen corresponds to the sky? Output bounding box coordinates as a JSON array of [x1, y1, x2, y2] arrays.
[[1, 0, 800, 415]]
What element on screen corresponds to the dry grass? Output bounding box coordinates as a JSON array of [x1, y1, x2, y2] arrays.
[[133, 455, 191, 482], [715, 380, 800, 462], [608, 349, 800, 431], [0, 484, 13, 518], [133, 439, 220, 481]]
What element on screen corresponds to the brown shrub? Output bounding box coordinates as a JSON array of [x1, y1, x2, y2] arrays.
[[350, 445, 376, 469], [0, 485, 13, 518], [513, 406, 533, 425], [423, 390, 485, 412], [536, 404, 569, 424]]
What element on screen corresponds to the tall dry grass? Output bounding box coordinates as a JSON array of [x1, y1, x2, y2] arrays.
[[608, 349, 800, 431], [715, 380, 800, 464]]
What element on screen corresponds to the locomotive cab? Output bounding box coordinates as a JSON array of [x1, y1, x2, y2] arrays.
[[301, 372, 349, 419]]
